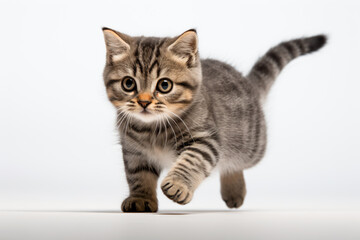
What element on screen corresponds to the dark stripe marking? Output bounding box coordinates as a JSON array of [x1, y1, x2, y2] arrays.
[[106, 79, 120, 88], [122, 148, 142, 156], [124, 131, 139, 142], [130, 123, 152, 133], [294, 39, 305, 55], [184, 152, 199, 160], [178, 162, 191, 170], [177, 137, 219, 158], [177, 81, 196, 90], [267, 51, 283, 70], [166, 91, 183, 102], [136, 59, 144, 74], [176, 166, 191, 176], [173, 99, 192, 104], [156, 40, 165, 57], [127, 164, 160, 177], [254, 61, 271, 76], [149, 60, 159, 74], [180, 147, 215, 166], [173, 170, 191, 183], [132, 64, 137, 76], [283, 42, 296, 58], [183, 158, 195, 166], [131, 183, 143, 192]]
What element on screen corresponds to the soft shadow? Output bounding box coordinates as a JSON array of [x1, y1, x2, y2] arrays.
[[0, 209, 271, 215]]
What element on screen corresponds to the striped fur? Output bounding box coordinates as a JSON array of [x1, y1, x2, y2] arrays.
[[102, 28, 326, 212], [247, 35, 327, 99]]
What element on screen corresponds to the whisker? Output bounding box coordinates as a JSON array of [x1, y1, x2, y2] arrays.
[[116, 113, 126, 128], [157, 116, 162, 139], [168, 114, 184, 147], [116, 109, 127, 128], [117, 112, 129, 130], [153, 118, 159, 142], [166, 110, 194, 143], [165, 116, 177, 149], [162, 116, 168, 147], [124, 113, 131, 136]]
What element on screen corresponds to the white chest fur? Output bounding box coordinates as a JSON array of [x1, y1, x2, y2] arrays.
[[143, 146, 177, 169]]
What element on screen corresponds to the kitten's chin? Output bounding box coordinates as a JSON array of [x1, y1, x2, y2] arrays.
[[132, 111, 164, 123]]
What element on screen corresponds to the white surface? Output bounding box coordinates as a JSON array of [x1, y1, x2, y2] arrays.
[[1, 211, 359, 240], [0, 0, 360, 211]]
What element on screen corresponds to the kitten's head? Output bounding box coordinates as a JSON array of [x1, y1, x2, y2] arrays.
[[102, 28, 202, 123]]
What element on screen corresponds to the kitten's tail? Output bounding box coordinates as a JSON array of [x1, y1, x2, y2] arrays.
[[247, 35, 327, 99]]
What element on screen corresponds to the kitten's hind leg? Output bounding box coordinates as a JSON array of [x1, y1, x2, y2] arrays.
[[220, 170, 246, 209]]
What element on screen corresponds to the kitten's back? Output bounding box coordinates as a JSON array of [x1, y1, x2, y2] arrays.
[[198, 35, 326, 170], [200, 59, 265, 169]]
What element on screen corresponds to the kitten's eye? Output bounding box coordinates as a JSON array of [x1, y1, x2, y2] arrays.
[[122, 77, 136, 92], [156, 78, 173, 93]]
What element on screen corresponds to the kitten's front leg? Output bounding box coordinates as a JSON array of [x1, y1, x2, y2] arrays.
[[121, 149, 161, 212], [161, 140, 218, 204]]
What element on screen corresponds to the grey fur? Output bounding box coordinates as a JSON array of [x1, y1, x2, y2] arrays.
[[102, 28, 326, 212]]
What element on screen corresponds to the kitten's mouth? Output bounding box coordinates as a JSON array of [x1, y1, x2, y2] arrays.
[[133, 109, 162, 123], [140, 109, 151, 115]]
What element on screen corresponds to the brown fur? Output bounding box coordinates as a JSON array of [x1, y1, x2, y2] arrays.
[[220, 170, 247, 208]]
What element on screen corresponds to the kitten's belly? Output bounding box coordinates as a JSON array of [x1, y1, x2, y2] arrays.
[[143, 146, 177, 169], [142, 146, 258, 172]]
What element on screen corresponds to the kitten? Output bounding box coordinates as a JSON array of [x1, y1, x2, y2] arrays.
[[102, 27, 326, 212]]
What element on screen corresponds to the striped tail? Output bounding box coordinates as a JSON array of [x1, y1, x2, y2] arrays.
[[247, 35, 327, 98]]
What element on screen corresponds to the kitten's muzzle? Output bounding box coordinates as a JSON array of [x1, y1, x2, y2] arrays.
[[138, 100, 151, 109]]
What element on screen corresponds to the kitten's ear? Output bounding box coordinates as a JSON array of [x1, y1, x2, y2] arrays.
[[168, 29, 198, 66], [102, 27, 131, 63]]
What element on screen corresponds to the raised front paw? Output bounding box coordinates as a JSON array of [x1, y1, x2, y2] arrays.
[[161, 176, 193, 205], [121, 196, 158, 212]]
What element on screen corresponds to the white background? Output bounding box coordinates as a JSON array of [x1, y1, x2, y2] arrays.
[[0, 0, 359, 211]]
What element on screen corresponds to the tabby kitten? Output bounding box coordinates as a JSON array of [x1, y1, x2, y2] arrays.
[[102, 27, 326, 212]]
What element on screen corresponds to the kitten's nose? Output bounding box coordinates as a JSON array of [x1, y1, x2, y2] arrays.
[[138, 93, 152, 109], [138, 100, 151, 109]]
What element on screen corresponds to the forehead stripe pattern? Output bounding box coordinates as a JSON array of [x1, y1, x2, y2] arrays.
[[133, 38, 164, 87]]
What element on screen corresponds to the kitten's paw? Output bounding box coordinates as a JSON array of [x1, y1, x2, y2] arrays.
[[121, 196, 158, 212], [220, 170, 246, 209], [161, 176, 193, 205], [221, 186, 246, 209], [223, 196, 244, 209]]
